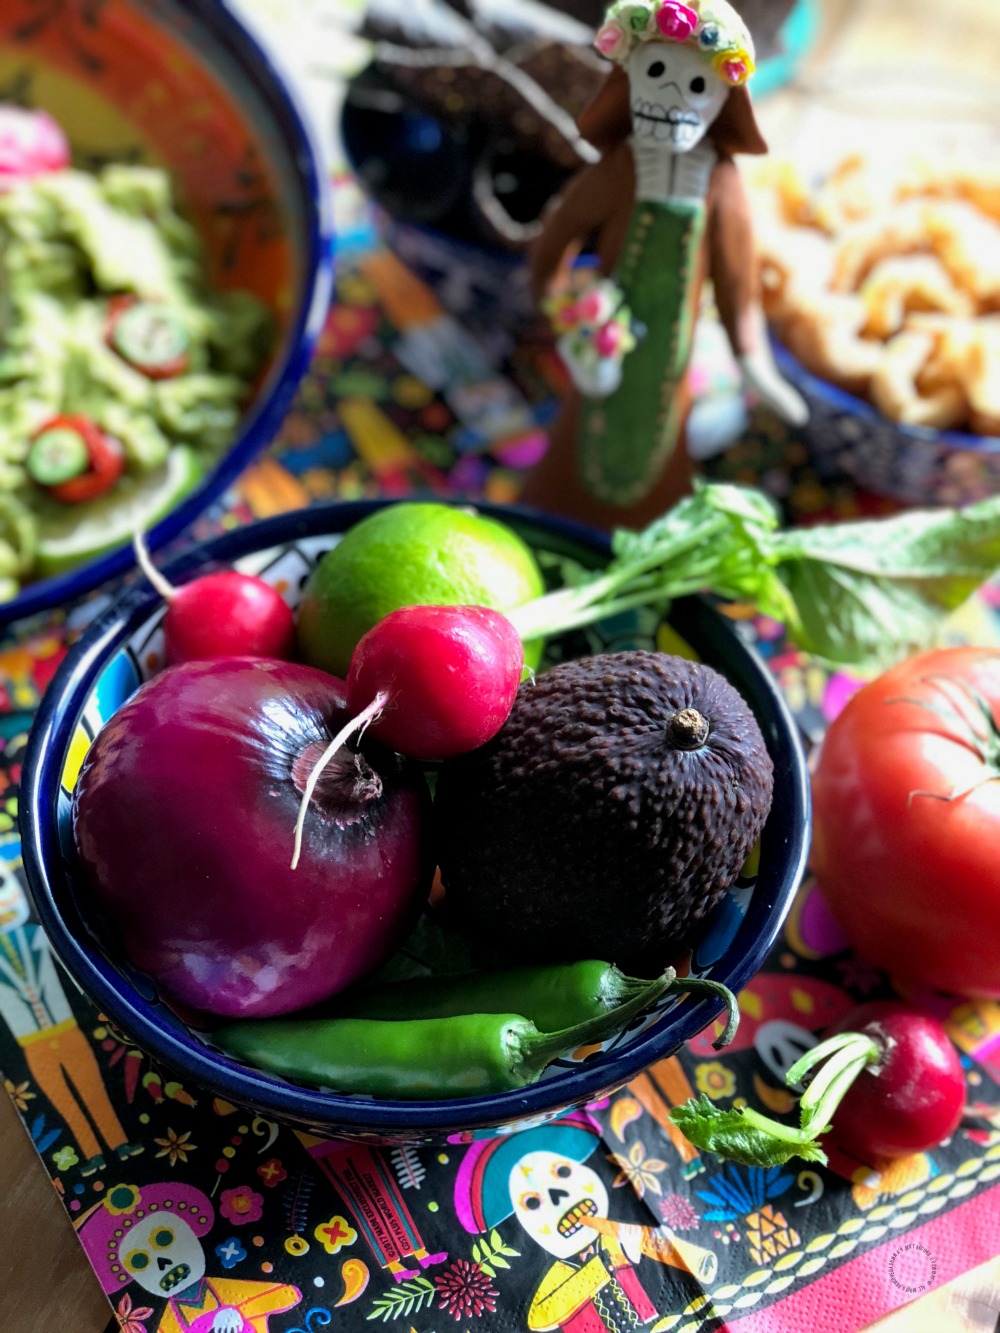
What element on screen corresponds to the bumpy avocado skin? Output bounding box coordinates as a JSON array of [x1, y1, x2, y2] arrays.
[[435, 651, 774, 966]]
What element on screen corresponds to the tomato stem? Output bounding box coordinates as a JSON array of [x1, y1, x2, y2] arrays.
[[920, 673, 996, 746], [290, 691, 390, 870], [908, 774, 1000, 805], [886, 671, 1000, 785]]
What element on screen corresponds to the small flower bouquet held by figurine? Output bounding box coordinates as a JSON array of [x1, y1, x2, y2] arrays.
[[544, 274, 642, 398], [527, 0, 808, 531]]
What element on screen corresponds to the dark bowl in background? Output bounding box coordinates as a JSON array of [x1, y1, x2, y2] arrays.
[[772, 340, 1000, 507]]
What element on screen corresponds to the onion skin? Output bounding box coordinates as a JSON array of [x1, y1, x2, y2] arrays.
[[72, 657, 434, 1018]]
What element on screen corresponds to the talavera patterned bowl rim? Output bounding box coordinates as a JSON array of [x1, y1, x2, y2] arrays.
[[21, 501, 811, 1137], [0, 0, 335, 626]]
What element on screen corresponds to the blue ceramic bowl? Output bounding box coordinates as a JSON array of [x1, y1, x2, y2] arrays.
[[772, 340, 1000, 507], [20, 502, 810, 1143], [0, 0, 334, 624]]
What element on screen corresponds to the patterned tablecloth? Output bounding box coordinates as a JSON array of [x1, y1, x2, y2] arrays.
[[2, 199, 1000, 1333]]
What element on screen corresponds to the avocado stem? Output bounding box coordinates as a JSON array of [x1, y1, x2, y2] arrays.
[[667, 708, 710, 750]]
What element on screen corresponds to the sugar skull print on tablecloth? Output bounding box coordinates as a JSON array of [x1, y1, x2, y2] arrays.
[[76, 1180, 302, 1333], [455, 1111, 718, 1332]]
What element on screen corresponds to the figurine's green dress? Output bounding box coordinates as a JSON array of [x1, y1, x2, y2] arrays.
[[578, 197, 706, 506]]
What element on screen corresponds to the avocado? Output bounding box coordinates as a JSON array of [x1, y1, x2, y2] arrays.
[[435, 650, 774, 968]]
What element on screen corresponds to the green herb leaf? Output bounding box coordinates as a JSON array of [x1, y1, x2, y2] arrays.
[[508, 482, 797, 644], [669, 1094, 828, 1168], [773, 496, 1000, 669], [508, 482, 1000, 671]]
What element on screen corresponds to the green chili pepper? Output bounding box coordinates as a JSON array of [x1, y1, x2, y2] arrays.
[[215, 971, 680, 1100], [331, 960, 667, 1031], [216, 969, 740, 1098], [333, 961, 740, 1050]]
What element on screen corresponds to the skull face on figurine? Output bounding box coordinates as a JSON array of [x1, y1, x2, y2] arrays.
[[77, 1181, 303, 1333], [626, 40, 728, 152]]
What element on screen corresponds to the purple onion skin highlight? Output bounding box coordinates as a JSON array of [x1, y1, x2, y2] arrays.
[[71, 657, 434, 1019]]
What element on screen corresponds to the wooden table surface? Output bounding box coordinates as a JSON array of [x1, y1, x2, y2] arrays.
[[3, 1, 1000, 1329]]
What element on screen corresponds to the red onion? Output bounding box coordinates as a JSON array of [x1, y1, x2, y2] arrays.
[[72, 657, 434, 1018]]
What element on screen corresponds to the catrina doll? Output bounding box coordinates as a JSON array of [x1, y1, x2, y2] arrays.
[[522, 0, 807, 530]]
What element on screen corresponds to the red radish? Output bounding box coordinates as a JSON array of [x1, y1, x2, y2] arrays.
[[134, 531, 296, 666], [290, 605, 523, 869], [576, 291, 603, 321], [348, 604, 524, 759], [670, 998, 966, 1166], [0, 105, 70, 184], [824, 1000, 966, 1161]]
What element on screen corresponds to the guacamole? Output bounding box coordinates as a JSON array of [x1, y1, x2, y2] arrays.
[[0, 161, 272, 600]]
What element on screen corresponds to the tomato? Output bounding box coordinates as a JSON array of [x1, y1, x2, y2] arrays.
[[106, 295, 190, 380], [810, 646, 1000, 999], [50, 427, 124, 503], [30, 415, 125, 504]]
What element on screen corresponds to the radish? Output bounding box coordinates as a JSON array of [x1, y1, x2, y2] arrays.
[[348, 604, 524, 759], [290, 605, 523, 868], [670, 999, 966, 1166], [822, 1000, 967, 1160], [134, 530, 296, 665]]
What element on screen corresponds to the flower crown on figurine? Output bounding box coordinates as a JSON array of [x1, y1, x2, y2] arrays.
[[595, 0, 756, 86]]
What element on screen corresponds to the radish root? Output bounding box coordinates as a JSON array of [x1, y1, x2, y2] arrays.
[[132, 528, 177, 603]]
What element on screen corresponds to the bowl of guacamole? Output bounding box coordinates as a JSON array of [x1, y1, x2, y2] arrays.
[[0, 0, 334, 622]]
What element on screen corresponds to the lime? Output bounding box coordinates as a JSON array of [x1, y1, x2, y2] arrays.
[[298, 502, 546, 678], [35, 444, 204, 577]]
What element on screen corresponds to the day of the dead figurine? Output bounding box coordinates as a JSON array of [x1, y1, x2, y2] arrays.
[[522, 0, 808, 530]]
